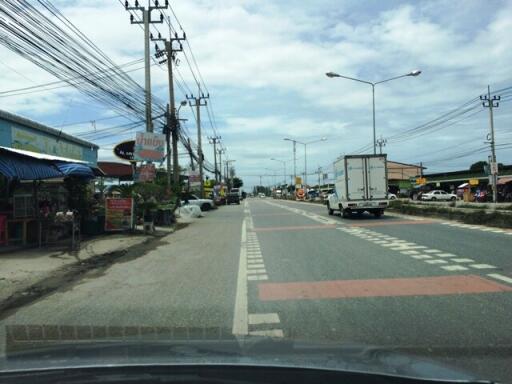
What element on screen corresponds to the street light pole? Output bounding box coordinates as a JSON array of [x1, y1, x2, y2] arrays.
[[271, 158, 286, 185], [326, 70, 421, 154]]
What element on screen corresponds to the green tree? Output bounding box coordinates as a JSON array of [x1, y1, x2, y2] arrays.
[[469, 161, 487, 173], [233, 177, 243, 188]]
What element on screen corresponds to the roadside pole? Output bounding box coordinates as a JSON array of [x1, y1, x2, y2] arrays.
[[187, 88, 209, 197], [481, 85, 500, 203]]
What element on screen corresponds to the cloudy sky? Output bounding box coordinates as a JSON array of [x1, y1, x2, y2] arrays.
[[1, 0, 512, 191]]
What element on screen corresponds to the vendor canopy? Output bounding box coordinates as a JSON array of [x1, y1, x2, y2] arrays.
[[0, 146, 96, 180]]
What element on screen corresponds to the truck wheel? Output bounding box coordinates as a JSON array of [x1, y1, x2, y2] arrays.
[[373, 210, 383, 218], [342, 209, 351, 218], [327, 203, 334, 216]]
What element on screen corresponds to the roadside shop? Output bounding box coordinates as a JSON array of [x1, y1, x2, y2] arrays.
[[0, 110, 100, 250]]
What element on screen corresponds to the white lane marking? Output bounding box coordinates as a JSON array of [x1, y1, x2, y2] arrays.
[[232, 218, 248, 336], [247, 269, 267, 274], [423, 249, 441, 254], [437, 253, 456, 257], [248, 259, 264, 264], [401, 250, 420, 255], [424, 259, 448, 264], [248, 313, 280, 325], [264, 200, 340, 225], [451, 258, 474, 263], [248, 274, 268, 281], [249, 329, 284, 338], [470, 264, 497, 269], [247, 263, 265, 269], [442, 265, 469, 271], [411, 255, 432, 259], [487, 274, 512, 284]]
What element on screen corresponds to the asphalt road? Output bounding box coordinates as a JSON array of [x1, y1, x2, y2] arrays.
[[1, 198, 512, 382]]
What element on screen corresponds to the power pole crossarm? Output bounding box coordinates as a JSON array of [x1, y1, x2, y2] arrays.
[[187, 89, 209, 197], [125, 0, 168, 133]]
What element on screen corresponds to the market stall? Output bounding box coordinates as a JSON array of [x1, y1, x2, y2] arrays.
[[0, 146, 99, 250]]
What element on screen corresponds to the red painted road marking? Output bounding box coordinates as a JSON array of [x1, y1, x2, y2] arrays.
[[253, 224, 336, 232], [349, 220, 434, 227], [259, 275, 512, 301]]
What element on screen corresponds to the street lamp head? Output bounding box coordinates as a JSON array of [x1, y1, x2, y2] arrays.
[[180, 100, 187, 106], [325, 72, 340, 78], [321, 137, 327, 141], [284, 138, 292, 142], [408, 69, 422, 77]]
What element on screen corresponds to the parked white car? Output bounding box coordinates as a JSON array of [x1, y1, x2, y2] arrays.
[[421, 190, 457, 201], [181, 194, 215, 211]]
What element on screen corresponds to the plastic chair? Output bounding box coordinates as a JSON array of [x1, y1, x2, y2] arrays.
[[0, 215, 6, 245]]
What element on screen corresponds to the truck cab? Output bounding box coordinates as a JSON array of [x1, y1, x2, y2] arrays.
[[327, 154, 389, 218]]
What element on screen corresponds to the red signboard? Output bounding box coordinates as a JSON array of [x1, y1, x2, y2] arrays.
[[105, 198, 134, 231]]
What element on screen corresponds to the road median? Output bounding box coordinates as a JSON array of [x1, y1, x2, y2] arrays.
[[388, 200, 512, 229]]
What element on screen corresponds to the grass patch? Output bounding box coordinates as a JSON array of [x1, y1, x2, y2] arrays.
[[457, 204, 489, 209]]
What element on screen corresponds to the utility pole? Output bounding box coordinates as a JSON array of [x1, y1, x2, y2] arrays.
[[151, 24, 186, 189], [481, 85, 501, 203], [225, 160, 236, 190], [217, 148, 225, 182], [208, 136, 221, 182], [317, 166, 322, 189], [187, 138, 195, 170], [125, 0, 167, 133], [377, 136, 387, 155], [187, 87, 209, 197], [293, 141, 297, 184]]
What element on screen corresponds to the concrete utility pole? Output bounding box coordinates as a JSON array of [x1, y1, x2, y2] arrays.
[[225, 160, 236, 189], [125, 0, 168, 133], [481, 85, 501, 203], [377, 136, 387, 155], [317, 166, 322, 189], [208, 136, 221, 182], [217, 148, 225, 182], [187, 88, 209, 197], [151, 27, 185, 188]]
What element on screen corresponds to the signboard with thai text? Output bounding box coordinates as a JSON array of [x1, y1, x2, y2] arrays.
[[134, 132, 165, 162], [105, 198, 134, 231], [135, 164, 156, 182], [11, 127, 83, 160]]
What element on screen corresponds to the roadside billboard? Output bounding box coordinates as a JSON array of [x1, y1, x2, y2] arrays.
[[113, 140, 135, 163], [188, 169, 201, 187], [135, 163, 156, 182], [134, 132, 165, 162], [105, 198, 134, 231]]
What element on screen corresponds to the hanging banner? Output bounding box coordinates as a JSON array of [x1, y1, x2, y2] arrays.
[[134, 132, 165, 162], [105, 198, 134, 231]]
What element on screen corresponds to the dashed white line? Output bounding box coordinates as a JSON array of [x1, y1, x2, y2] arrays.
[[248, 274, 268, 281], [425, 259, 448, 264], [437, 253, 456, 258], [247, 269, 267, 274], [470, 264, 497, 269], [487, 274, 512, 284], [248, 313, 280, 325], [247, 264, 265, 269], [441, 265, 469, 271], [450, 258, 474, 263], [249, 329, 284, 338]]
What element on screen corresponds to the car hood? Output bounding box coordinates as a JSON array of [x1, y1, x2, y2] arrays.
[[0, 330, 487, 382]]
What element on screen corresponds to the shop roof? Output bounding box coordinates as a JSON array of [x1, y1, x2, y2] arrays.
[[97, 161, 133, 180], [0, 109, 98, 150], [0, 146, 89, 163]]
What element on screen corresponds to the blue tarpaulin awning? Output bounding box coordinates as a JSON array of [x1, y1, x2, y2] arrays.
[[54, 162, 95, 179], [0, 149, 63, 180], [0, 146, 97, 181]]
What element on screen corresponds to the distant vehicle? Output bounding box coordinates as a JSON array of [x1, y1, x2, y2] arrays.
[[274, 190, 282, 199], [308, 189, 320, 199], [327, 154, 389, 218], [181, 194, 215, 211], [258, 193, 266, 198], [421, 190, 457, 201], [226, 188, 241, 205]]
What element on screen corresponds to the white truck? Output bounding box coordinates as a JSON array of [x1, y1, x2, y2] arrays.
[[327, 154, 389, 218]]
